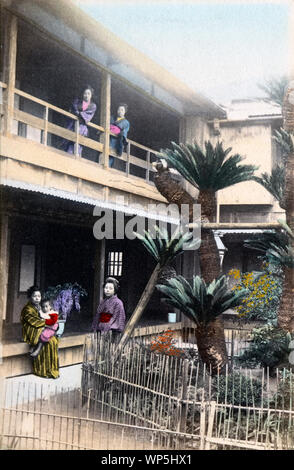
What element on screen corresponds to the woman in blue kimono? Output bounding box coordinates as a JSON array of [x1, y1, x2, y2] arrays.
[[64, 85, 97, 156], [109, 103, 130, 167]]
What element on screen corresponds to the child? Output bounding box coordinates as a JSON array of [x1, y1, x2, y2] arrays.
[[30, 298, 59, 358]]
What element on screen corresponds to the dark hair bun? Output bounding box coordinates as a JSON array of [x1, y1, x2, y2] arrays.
[[104, 277, 120, 293], [26, 285, 41, 299]]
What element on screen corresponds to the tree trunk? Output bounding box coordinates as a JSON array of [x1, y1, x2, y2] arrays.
[[197, 189, 228, 369], [197, 189, 220, 282], [154, 165, 195, 221], [277, 267, 294, 332], [115, 264, 161, 358], [154, 168, 228, 371], [195, 318, 228, 374], [277, 81, 294, 332]]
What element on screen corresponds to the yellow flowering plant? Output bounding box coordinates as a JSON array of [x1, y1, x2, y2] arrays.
[[228, 265, 282, 322]]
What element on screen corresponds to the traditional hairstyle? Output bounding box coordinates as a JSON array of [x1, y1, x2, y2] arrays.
[[104, 277, 120, 294], [118, 103, 128, 113], [82, 84, 95, 98], [26, 285, 41, 299]]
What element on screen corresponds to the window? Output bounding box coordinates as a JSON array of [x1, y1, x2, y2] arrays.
[[19, 244, 36, 292], [107, 251, 123, 277]]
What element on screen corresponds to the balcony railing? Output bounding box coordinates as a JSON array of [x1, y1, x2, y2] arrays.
[[0, 81, 158, 183]]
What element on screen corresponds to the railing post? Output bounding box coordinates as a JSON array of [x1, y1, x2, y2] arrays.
[[42, 106, 48, 145], [100, 71, 111, 169], [74, 118, 80, 157], [3, 13, 17, 136], [126, 142, 131, 176], [146, 151, 150, 182]]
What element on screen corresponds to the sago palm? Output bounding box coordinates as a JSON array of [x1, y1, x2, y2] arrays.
[[115, 226, 199, 356], [159, 140, 258, 282], [253, 165, 285, 210], [157, 275, 248, 373]]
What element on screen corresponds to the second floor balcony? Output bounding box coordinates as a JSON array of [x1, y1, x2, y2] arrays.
[[0, 9, 182, 204]]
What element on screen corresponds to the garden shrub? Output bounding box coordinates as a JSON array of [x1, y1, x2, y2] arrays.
[[150, 329, 183, 357], [269, 370, 294, 410], [228, 266, 282, 322], [212, 371, 263, 407], [238, 324, 293, 370]]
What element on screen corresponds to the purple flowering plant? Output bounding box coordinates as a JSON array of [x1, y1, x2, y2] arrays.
[[44, 283, 88, 321]]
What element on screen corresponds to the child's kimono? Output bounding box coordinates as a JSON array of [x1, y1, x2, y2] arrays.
[[40, 312, 59, 343]]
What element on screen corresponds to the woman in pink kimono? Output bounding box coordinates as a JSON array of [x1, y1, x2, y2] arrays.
[[63, 85, 97, 156], [92, 277, 126, 341]]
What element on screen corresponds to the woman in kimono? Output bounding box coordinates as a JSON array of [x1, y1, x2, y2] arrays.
[[92, 277, 126, 341], [109, 103, 130, 167], [64, 85, 97, 156], [20, 286, 59, 379]]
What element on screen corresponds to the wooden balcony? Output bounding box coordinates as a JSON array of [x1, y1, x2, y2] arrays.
[[0, 81, 167, 204]]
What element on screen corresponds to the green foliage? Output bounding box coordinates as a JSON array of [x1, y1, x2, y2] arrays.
[[228, 266, 283, 322], [212, 372, 263, 407], [273, 128, 294, 159], [244, 221, 294, 269], [159, 141, 257, 192], [258, 76, 289, 107], [134, 226, 200, 268], [156, 275, 248, 327], [238, 324, 293, 369], [270, 370, 294, 410], [253, 165, 285, 209]]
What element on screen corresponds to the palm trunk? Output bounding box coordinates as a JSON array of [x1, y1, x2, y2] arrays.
[[197, 189, 228, 371], [277, 82, 294, 332], [195, 318, 228, 374], [154, 169, 228, 372], [277, 267, 294, 332], [154, 166, 195, 221], [197, 189, 220, 282]]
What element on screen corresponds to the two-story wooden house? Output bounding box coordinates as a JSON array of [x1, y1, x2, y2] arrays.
[[0, 0, 226, 376]]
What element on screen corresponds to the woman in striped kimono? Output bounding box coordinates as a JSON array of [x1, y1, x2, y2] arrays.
[[20, 286, 59, 379]]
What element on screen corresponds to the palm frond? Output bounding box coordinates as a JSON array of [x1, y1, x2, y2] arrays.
[[258, 76, 288, 107], [159, 140, 257, 192], [134, 226, 199, 268], [273, 128, 294, 158], [253, 165, 285, 209], [244, 221, 294, 269], [157, 275, 248, 327]]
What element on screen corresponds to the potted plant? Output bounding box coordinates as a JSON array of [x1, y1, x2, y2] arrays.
[[44, 283, 88, 337]]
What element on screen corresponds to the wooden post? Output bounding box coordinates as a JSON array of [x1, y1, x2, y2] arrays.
[[0, 215, 9, 381], [205, 401, 216, 450], [179, 359, 189, 433], [92, 239, 106, 315], [199, 400, 206, 450], [42, 106, 49, 145], [146, 151, 150, 182], [100, 71, 111, 169], [74, 119, 80, 157], [126, 142, 131, 176], [3, 13, 17, 136], [115, 263, 161, 359]]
